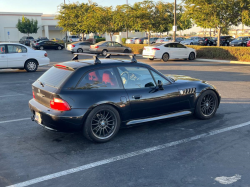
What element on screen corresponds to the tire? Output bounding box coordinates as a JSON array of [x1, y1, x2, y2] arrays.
[[39, 46, 44, 50], [161, 53, 169, 62], [123, 49, 129, 53], [242, 44, 246, 47], [57, 46, 62, 50], [195, 90, 218, 120], [189, 52, 195, 60], [24, 60, 38, 72], [83, 105, 121, 143], [101, 49, 108, 56], [77, 48, 83, 53], [190, 42, 193, 45], [149, 58, 154, 61]]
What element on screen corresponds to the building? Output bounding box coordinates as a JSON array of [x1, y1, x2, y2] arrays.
[[0, 12, 65, 42]]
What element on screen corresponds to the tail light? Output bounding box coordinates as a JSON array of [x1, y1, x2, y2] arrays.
[[36, 43, 39, 45], [50, 98, 71, 111], [32, 91, 35, 99], [72, 45, 75, 47], [152, 48, 160, 50], [131, 40, 133, 42], [160, 40, 164, 42], [44, 53, 48, 57], [205, 39, 208, 41], [91, 45, 99, 49], [143, 47, 146, 50]]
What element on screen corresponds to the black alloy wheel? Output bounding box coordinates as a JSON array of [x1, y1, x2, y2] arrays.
[[189, 52, 195, 60], [195, 90, 218, 119], [77, 48, 83, 53], [83, 105, 120, 143], [161, 53, 169, 62], [123, 49, 129, 53]]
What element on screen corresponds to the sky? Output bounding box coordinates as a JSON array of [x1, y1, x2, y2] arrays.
[[0, 0, 178, 14]]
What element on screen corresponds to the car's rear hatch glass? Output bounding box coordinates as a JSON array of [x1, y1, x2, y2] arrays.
[[33, 67, 74, 108]]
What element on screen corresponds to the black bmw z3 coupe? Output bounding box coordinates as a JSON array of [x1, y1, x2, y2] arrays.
[[29, 53, 221, 143]]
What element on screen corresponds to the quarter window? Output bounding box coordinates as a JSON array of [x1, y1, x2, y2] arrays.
[[77, 68, 120, 89], [7, 45, 27, 53], [117, 66, 156, 89]]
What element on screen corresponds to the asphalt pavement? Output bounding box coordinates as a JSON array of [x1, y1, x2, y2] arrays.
[[1, 49, 250, 187]]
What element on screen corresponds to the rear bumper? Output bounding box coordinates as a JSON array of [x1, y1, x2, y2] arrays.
[[38, 57, 50, 66], [29, 99, 88, 132]]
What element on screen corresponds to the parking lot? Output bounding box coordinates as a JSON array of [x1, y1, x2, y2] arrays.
[[1, 49, 250, 187]]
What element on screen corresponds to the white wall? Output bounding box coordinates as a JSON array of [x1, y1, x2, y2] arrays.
[[105, 32, 146, 43]]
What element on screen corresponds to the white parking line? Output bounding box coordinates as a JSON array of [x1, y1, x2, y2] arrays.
[[0, 118, 30, 124], [7, 120, 250, 187], [0, 94, 25, 98]]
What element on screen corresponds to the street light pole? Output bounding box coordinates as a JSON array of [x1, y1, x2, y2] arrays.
[[173, 0, 176, 42]]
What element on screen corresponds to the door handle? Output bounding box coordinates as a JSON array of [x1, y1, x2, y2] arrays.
[[132, 95, 142, 99]]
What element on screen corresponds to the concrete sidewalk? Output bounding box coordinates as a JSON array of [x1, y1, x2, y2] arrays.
[[197, 58, 250, 65]]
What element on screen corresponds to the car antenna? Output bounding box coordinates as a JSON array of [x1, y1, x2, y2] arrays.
[[72, 53, 101, 64]]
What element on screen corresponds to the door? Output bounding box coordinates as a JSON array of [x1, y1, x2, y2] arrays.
[[79, 42, 91, 52], [0, 45, 7, 68], [106, 42, 116, 52], [6, 44, 28, 68], [113, 42, 124, 52], [43, 41, 53, 49], [117, 66, 180, 120], [164, 43, 178, 59], [176, 44, 189, 58]]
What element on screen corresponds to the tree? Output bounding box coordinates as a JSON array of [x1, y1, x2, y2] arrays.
[[176, 5, 192, 36], [16, 16, 39, 36], [183, 0, 245, 46]]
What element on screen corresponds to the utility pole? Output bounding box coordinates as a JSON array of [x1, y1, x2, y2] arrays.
[[126, 0, 128, 39], [173, 0, 176, 42], [64, 0, 68, 44]]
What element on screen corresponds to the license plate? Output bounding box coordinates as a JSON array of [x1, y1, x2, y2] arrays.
[[35, 112, 42, 124]]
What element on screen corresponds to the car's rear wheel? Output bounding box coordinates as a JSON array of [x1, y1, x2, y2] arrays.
[[161, 53, 169, 62], [39, 46, 44, 50], [101, 49, 108, 56], [190, 42, 193, 45], [24, 60, 38, 72], [195, 90, 218, 120], [149, 58, 154, 61], [83, 105, 120, 143], [242, 43, 246, 47], [77, 48, 83, 53], [189, 52, 195, 60], [57, 46, 62, 50]]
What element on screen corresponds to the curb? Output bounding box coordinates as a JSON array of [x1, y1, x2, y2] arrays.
[[196, 58, 250, 65]]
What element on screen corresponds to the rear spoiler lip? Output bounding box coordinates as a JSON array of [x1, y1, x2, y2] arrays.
[[54, 64, 75, 71]]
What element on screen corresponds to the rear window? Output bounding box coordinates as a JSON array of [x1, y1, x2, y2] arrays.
[[27, 37, 34, 39], [37, 67, 73, 88]]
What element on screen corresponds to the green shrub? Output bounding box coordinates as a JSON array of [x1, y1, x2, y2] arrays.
[[124, 44, 148, 54], [122, 38, 127, 44], [125, 44, 250, 61], [96, 38, 105, 43]]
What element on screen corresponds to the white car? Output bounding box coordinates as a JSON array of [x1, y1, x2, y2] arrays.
[[125, 37, 139, 44], [142, 42, 196, 62], [63, 35, 80, 42], [155, 37, 172, 43], [0, 43, 50, 72]]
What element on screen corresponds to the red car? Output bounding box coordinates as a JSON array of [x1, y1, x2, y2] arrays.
[[247, 40, 250, 47]]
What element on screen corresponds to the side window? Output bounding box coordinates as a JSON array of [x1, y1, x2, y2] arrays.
[[7, 45, 26, 53], [151, 71, 170, 85], [76, 68, 120, 89], [177, 44, 186, 48], [0, 45, 5, 54], [107, 42, 113, 47], [117, 66, 156, 89], [164, 44, 170, 47], [114, 42, 122, 47]]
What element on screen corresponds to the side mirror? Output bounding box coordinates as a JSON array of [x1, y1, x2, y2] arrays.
[[158, 80, 164, 90]]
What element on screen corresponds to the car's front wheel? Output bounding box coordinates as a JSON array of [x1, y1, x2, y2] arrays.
[[57, 46, 62, 50], [161, 53, 169, 62], [149, 58, 154, 61], [24, 60, 38, 72], [123, 49, 129, 53], [39, 46, 44, 50], [189, 52, 195, 60], [83, 105, 121, 143], [195, 90, 218, 120]]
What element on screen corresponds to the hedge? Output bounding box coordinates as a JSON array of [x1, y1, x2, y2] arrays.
[[96, 38, 106, 43], [124, 44, 250, 62]]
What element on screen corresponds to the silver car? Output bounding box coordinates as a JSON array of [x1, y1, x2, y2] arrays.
[[67, 41, 91, 53], [89, 41, 132, 56], [180, 37, 203, 45]]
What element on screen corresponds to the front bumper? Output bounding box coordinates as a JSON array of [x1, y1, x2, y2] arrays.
[[230, 43, 242, 46], [29, 99, 88, 132]]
